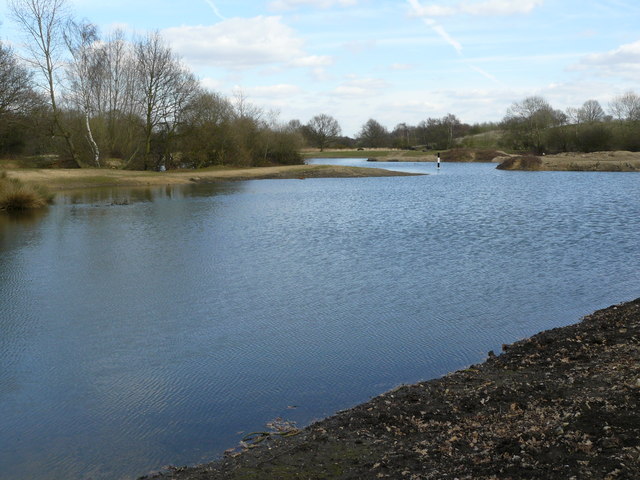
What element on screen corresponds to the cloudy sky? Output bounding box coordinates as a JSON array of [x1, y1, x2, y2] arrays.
[[2, 0, 639, 136]]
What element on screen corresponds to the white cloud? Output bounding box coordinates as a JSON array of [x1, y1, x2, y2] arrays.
[[162, 16, 330, 70], [342, 39, 377, 54], [408, 0, 544, 17], [291, 55, 334, 67], [269, 0, 357, 10], [332, 76, 390, 98], [570, 40, 640, 80], [245, 84, 304, 98], [200, 77, 224, 91], [390, 63, 414, 71], [577, 40, 640, 67]]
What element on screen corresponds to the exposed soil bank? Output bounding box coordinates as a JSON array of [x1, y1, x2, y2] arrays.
[[144, 298, 640, 479], [497, 151, 640, 172], [2, 164, 419, 191]]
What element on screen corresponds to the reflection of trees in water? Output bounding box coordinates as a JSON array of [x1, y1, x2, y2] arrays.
[[58, 183, 245, 207], [0, 209, 47, 250]]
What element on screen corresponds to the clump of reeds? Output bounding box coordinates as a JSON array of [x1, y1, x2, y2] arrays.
[[0, 171, 53, 211]]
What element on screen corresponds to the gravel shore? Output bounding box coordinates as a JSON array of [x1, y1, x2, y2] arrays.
[[144, 298, 640, 479]]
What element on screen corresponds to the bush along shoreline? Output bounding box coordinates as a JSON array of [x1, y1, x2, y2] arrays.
[[0, 171, 53, 211], [145, 298, 640, 480]]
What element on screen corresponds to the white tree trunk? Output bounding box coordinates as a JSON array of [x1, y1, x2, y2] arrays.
[[85, 112, 100, 167]]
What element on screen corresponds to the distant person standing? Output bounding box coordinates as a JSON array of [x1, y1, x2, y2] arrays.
[[436, 153, 441, 170]]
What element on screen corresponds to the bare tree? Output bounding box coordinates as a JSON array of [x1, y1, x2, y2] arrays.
[[0, 41, 40, 115], [9, 0, 82, 165], [157, 67, 199, 167], [100, 29, 139, 159], [183, 90, 234, 127], [64, 20, 104, 166], [609, 91, 640, 121], [306, 114, 341, 151], [392, 122, 415, 149], [578, 99, 605, 123], [233, 88, 263, 121], [358, 118, 389, 148], [503, 96, 563, 153], [133, 31, 199, 169], [442, 113, 462, 148], [134, 31, 174, 168]]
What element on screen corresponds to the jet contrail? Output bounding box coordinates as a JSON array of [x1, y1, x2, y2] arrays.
[[407, 0, 463, 55], [425, 18, 463, 55], [204, 0, 227, 20]]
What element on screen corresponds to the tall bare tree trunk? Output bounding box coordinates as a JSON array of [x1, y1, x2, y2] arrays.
[[85, 112, 100, 166], [10, 0, 83, 167]]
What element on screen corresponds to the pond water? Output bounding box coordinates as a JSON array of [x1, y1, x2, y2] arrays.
[[1, 161, 638, 479]]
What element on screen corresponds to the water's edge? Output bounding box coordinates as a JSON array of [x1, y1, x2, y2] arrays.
[[148, 296, 640, 479]]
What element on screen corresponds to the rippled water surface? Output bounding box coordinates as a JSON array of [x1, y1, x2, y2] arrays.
[[1, 161, 638, 479]]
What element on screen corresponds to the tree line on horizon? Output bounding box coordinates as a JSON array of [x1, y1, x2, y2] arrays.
[[299, 93, 640, 154], [1, 0, 639, 170]]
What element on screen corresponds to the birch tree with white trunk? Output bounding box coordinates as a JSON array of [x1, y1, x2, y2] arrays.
[[64, 20, 104, 166]]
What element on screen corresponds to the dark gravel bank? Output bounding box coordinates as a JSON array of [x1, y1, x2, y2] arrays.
[[144, 298, 640, 480]]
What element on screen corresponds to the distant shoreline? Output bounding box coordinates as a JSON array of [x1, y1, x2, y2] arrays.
[[305, 148, 640, 171]]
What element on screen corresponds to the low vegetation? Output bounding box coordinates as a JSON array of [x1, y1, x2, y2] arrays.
[[440, 148, 509, 162], [0, 171, 53, 211], [497, 151, 640, 172]]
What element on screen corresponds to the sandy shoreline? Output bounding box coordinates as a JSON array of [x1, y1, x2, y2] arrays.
[[2, 164, 419, 191], [145, 298, 640, 479]]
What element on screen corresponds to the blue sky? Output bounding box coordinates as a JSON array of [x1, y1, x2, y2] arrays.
[[2, 0, 640, 136]]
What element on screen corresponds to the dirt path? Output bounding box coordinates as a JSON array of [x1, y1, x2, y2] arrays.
[[145, 298, 640, 479]]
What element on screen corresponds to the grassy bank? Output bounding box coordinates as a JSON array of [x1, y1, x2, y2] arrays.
[[147, 298, 640, 479], [2, 164, 420, 191], [0, 171, 53, 211], [497, 151, 640, 172]]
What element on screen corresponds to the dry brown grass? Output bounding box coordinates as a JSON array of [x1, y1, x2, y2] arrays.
[[0, 171, 53, 211], [497, 151, 640, 172], [3, 164, 419, 191]]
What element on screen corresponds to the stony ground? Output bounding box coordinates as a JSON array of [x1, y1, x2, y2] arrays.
[[144, 298, 640, 479]]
